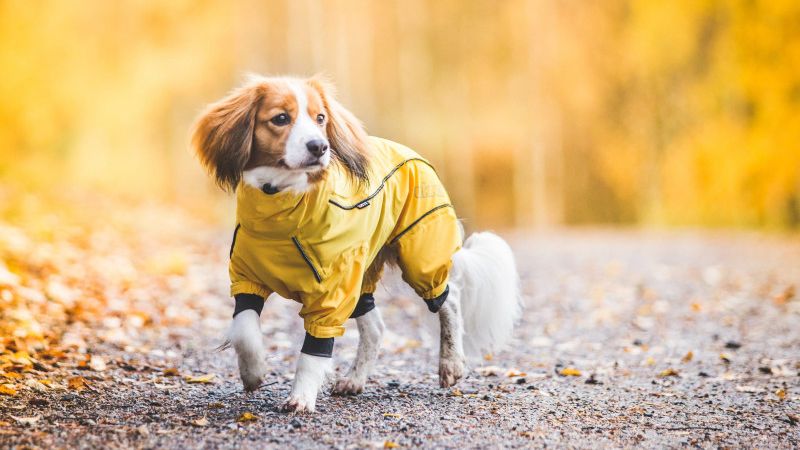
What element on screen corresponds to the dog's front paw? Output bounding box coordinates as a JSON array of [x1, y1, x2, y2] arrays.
[[240, 363, 266, 392], [439, 357, 465, 388], [280, 394, 316, 413], [332, 376, 365, 395]]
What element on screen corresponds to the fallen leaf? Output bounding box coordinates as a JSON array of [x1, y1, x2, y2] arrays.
[[719, 353, 732, 363], [506, 369, 527, 378], [775, 389, 786, 400], [24, 379, 48, 393], [483, 354, 493, 361], [0, 384, 17, 396], [449, 389, 462, 397], [690, 302, 702, 312], [773, 285, 795, 305], [681, 351, 693, 363], [191, 417, 209, 427], [2, 372, 22, 380], [475, 366, 505, 377], [11, 415, 40, 426], [10, 351, 32, 367], [237, 412, 258, 422], [657, 368, 680, 378], [208, 402, 224, 409], [163, 368, 179, 377], [383, 413, 403, 418], [67, 376, 89, 391], [735, 385, 761, 393], [644, 357, 656, 366], [185, 374, 216, 384], [384, 441, 399, 448], [559, 367, 582, 377]]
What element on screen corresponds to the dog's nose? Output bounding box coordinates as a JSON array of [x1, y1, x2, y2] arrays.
[[306, 139, 329, 158]]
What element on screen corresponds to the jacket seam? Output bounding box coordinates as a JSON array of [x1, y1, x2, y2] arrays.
[[291, 236, 323, 283], [390, 203, 453, 245], [328, 158, 436, 210], [229, 223, 241, 258]]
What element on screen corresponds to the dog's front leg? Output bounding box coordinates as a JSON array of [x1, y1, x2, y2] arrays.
[[438, 291, 466, 388], [229, 309, 268, 391], [281, 335, 333, 413], [332, 307, 385, 395]]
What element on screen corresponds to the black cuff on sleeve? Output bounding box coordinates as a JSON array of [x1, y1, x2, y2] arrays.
[[424, 285, 449, 313], [300, 332, 334, 358], [350, 293, 376, 318], [233, 293, 265, 318]]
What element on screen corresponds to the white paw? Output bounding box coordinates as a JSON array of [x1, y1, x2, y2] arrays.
[[332, 376, 365, 395], [239, 358, 267, 392], [439, 356, 465, 388], [280, 393, 316, 413]]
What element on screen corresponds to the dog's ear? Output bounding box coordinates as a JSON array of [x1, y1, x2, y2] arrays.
[[308, 76, 369, 185], [191, 83, 262, 192]]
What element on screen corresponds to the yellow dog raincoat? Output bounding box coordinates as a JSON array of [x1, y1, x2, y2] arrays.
[[229, 137, 462, 338]]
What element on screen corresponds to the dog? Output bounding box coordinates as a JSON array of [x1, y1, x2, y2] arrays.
[[190, 75, 521, 412]]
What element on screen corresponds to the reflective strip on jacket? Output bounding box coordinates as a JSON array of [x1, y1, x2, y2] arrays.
[[229, 137, 462, 338]]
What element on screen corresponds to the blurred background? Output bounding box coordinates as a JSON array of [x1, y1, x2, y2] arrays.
[[1, 0, 799, 230]]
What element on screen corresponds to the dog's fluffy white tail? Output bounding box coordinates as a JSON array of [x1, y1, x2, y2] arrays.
[[451, 232, 522, 357]]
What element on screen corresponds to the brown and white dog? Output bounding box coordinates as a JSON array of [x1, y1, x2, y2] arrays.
[[190, 75, 521, 412]]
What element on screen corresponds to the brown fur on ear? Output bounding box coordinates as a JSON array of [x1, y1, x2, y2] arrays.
[[308, 76, 370, 185], [190, 84, 262, 191]]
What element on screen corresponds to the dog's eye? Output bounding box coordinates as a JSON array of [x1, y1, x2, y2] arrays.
[[316, 114, 325, 125], [270, 113, 290, 126]]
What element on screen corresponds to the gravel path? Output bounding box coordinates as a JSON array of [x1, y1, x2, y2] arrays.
[[2, 231, 799, 449]]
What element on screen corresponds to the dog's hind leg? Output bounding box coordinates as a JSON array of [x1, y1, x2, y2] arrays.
[[332, 306, 385, 395], [332, 247, 392, 395], [438, 287, 466, 388]]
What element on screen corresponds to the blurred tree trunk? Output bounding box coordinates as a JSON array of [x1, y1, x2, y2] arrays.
[[517, 0, 564, 229]]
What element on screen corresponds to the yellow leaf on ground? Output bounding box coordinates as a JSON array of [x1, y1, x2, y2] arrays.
[[449, 389, 462, 397], [384, 441, 400, 448], [657, 368, 680, 378], [506, 369, 527, 378], [681, 351, 693, 363], [775, 389, 786, 400], [191, 417, 209, 427], [383, 413, 403, 418], [10, 351, 32, 366], [644, 357, 656, 366], [67, 376, 89, 391], [163, 368, 179, 377], [0, 384, 17, 396], [237, 412, 258, 422], [11, 415, 40, 426], [2, 372, 22, 380], [559, 367, 581, 377], [186, 374, 216, 384], [483, 354, 493, 361]]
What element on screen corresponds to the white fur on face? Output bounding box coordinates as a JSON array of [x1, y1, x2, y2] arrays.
[[243, 166, 311, 193], [283, 80, 329, 170]]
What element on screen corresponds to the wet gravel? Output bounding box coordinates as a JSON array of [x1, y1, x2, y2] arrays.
[[2, 230, 799, 449]]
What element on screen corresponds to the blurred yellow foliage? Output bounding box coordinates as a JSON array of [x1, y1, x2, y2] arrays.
[[0, 0, 798, 228]]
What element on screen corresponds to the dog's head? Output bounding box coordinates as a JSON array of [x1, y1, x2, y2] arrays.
[[191, 75, 369, 192]]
